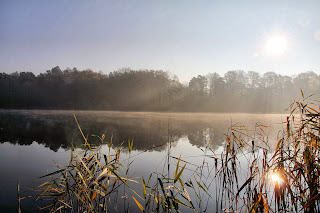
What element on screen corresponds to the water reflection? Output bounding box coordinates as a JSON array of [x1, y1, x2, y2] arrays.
[[0, 110, 244, 152], [0, 110, 284, 212]]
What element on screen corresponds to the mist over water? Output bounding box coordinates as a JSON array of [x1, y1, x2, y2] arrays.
[[0, 110, 285, 212], [1, 1, 320, 211], [0, 110, 285, 151]]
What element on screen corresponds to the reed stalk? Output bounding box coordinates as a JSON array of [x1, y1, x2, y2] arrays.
[[37, 93, 320, 212]]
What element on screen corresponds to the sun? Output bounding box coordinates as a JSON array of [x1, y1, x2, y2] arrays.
[[271, 173, 280, 182], [264, 35, 288, 56], [270, 172, 283, 184]]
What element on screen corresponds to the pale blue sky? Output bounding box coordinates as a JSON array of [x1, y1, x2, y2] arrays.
[[1, 0, 320, 81]]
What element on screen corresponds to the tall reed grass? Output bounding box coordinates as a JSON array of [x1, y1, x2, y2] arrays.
[[37, 94, 320, 212]]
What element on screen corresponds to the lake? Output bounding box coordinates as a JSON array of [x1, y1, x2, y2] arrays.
[[0, 110, 287, 212]]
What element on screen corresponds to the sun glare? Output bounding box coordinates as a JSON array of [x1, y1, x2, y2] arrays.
[[264, 35, 288, 56], [270, 172, 282, 184]]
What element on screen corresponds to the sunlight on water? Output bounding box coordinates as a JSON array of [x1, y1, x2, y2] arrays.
[[270, 172, 283, 184], [0, 110, 286, 212]]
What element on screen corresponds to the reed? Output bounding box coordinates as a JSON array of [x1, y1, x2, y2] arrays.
[[36, 115, 140, 212], [213, 92, 320, 212], [37, 94, 320, 212]]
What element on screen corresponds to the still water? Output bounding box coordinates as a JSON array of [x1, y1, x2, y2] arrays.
[[0, 110, 286, 212]]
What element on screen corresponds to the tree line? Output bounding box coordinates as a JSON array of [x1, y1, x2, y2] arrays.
[[0, 66, 319, 112]]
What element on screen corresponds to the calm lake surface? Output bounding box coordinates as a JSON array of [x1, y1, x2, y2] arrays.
[[0, 110, 287, 212]]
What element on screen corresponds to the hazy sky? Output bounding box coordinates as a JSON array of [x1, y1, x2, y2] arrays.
[[1, 0, 320, 81]]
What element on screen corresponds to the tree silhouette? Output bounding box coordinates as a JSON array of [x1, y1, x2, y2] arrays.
[[0, 66, 319, 112]]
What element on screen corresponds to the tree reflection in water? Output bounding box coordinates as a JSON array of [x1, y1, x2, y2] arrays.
[[0, 110, 265, 152]]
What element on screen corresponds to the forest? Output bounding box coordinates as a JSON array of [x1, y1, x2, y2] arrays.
[[0, 66, 319, 112]]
